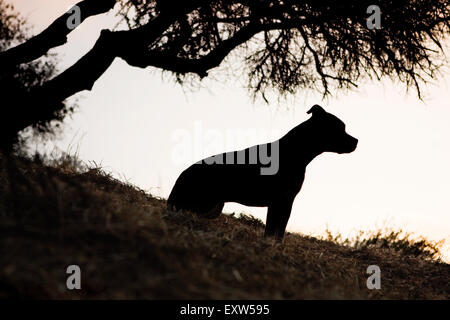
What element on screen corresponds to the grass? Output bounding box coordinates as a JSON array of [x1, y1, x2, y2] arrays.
[[323, 228, 444, 261], [0, 151, 449, 299]]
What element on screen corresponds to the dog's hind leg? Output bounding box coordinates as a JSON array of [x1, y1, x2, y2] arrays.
[[264, 199, 294, 241], [200, 201, 224, 219]]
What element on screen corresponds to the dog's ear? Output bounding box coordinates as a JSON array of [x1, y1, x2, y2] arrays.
[[307, 104, 326, 115]]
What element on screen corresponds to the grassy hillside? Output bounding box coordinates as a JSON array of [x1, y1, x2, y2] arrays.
[[0, 152, 449, 299]]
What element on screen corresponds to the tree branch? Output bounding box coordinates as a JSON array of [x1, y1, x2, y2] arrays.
[[299, 26, 357, 96], [137, 19, 318, 77], [14, 5, 202, 133], [129, 24, 263, 77], [0, 0, 117, 68]]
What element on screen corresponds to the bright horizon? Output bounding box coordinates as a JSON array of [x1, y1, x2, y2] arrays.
[[9, 0, 450, 260]]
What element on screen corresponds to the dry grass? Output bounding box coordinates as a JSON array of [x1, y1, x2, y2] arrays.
[[0, 152, 449, 299]]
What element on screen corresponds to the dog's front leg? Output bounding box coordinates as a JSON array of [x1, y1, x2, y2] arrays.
[[264, 199, 294, 241]]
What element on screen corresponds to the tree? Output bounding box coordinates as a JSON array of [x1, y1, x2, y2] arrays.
[[1, 0, 449, 150], [0, 0, 74, 150]]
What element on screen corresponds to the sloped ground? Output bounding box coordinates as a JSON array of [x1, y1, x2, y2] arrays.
[[0, 152, 449, 299]]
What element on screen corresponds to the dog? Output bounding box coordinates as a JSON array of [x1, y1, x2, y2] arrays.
[[167, 105, 358, 240]]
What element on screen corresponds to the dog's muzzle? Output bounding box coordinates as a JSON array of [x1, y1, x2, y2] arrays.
[[338, 135, 358, 154]]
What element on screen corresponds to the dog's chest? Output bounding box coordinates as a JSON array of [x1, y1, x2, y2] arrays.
[[282, 171, 305, 194]]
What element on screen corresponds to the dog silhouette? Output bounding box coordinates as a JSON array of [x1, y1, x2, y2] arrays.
[[167, 105, 358, 240]]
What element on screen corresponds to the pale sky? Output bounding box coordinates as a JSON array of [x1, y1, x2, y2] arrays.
[[9, 0, 450, 260]]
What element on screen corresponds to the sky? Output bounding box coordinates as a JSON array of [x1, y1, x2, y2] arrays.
[[8, 0, 450, 260]]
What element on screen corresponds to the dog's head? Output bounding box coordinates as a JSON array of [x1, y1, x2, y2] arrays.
[[306, 105, 358, 154]]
